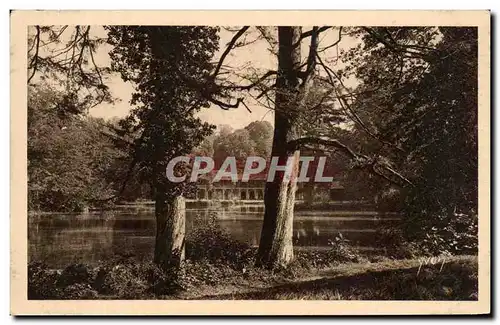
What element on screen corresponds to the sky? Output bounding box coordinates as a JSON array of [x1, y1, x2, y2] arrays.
[[86, 26, 357, 130]]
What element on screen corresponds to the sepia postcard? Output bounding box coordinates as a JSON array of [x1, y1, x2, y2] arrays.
[[10, 10, 491, 316]]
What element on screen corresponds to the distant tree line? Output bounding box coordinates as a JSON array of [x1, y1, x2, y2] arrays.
[[194, 121, 273, 167], [28, 85, 125, 212]]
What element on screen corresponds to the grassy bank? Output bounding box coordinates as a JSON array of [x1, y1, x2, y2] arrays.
[[28, 253, 477, 300], [195, 256, 478, 300]]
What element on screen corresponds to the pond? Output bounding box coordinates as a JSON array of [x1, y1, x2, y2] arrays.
[[28, 202, 399, 268]]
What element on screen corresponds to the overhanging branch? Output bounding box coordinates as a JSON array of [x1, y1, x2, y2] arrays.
[[300, 26, 331, 40], [362, 27, 435, 61], [28, 26, 41, 83], [317, 27, 343, 53], [287, 136, 413, 187], [211, 26, 250, 79], [225, 70, 277, 91], [287, 136, 366, 160], [315, 49, 405, 153]]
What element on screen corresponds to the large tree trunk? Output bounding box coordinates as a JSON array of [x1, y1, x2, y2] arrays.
[[148, 28, 187, 270], [153, 189, 186, 269], [256, 26, 302, 269], [260, 150, 300, 268]]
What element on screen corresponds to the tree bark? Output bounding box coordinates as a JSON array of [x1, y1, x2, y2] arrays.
[[147, 28, 187, 270], [256, 27, 302, 269], [153, 190, 186, 269], [269, 150, 300, 267]]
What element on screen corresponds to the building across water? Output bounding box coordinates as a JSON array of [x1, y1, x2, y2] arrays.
[[192, 158, 346, 202]]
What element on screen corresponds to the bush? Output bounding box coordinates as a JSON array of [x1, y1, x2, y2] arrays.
[[173, 260, 241, 290], [61, 283, 98, 300], [326, 232, 360, 263], [29, 262, 99, 299], [186, 214, 254, 268], [374, 209, 478, 259], [404, 210, 478, 256], [57, 263, 94, 287], [294, 233, 361, 271], [28, 257, 174, 299], [374, 226, 421, 259], [375, 186, 405, 212], [28, 262, 61, 299], [93, 256, 170, 298]]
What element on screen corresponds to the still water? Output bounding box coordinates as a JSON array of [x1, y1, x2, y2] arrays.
[[28, 202, 398, 268]]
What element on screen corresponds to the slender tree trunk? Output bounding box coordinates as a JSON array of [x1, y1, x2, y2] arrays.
[[256, 26, 302, 268], [153, 188, 186, 269]]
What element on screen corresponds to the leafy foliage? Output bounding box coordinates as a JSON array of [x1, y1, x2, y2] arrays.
[[408, 211, 478, 256], [106, 26, 219, 198], [195, 121, 274, 168], [93, 257, 170, 298], [186, 214, 254, 267], [28, 85, 124, 212], [28, 262, 61, 299], [398, 29, 478, 253], [244, 121, 274, 158], [28, 26, 113, 113], [339, 27, 478, 253], [213, 128, 256, 165]]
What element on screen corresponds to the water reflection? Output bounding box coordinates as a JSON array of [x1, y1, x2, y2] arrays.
[[28, 203, 398, 268]]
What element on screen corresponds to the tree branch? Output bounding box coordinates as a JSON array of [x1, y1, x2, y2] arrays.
[[209, 96, 252, 112], [303, 27, 318, 78], [28, 26, 41, 83], [362, 27, 434, 61], [287, 136, 413, 187], [295, 26, 319, 114], [211, 26, 250, 79], [315, 50, 405, 153], [225, 70, 277, 90], [287, 136, 365, 160], [317, 27, 343, 53], [300, 26, 331, 40]]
